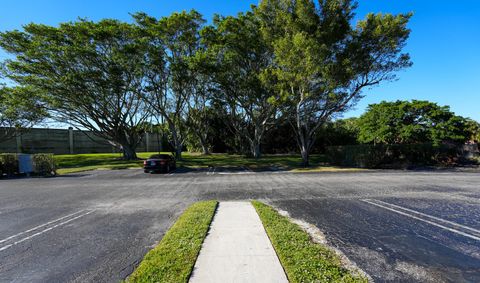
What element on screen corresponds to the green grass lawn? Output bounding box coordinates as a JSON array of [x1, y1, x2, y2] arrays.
[[54, 152, 362, 175], [55, 152, 152, 174], [126, 200, 218, 283], [252, 201, 367, 283]]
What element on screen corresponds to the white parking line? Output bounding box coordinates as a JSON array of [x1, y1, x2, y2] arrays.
[[0, 210, 95, 252], [362, 199, 480, 241], [0, 210, 87, 244], [217, 172, 252, 175], [372, 199, 480, 235], [216, 166, 255, 175]]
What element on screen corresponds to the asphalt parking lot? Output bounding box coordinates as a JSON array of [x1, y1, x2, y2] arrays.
[[0, 169, 479, 282]]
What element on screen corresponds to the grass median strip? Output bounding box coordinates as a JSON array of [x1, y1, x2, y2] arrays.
[[126, 200, 218, 283], [252, 201, 367, 283]]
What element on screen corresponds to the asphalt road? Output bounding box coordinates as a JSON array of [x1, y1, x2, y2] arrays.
[[0, 169, 479, 282]]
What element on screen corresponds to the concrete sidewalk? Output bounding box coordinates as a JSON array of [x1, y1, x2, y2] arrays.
[[189, 202, 288, 283]]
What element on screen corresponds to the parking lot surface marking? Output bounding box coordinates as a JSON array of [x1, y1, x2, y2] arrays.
[[362, 199, 480, 241], [368, 199, 480, 235], [1, 170, 479, 282], [212, 166, 255, 175], [0, 210, 95, 252], [0, 210, 87, 245]]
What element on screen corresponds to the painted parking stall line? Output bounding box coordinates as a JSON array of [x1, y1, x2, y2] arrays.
[[362, 199, 480, 241], [0, 210, 95, 252], [0, 210, 87, 244], [206, 166, 257, 175], [216, 167, 255, 175], [372, 199, 480, 235]]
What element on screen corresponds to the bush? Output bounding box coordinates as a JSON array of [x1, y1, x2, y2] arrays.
[[0, 153, 19, 176], [0, 153, 56, 177], [325, 143, 465, 169], [32, 154, 56, 176]]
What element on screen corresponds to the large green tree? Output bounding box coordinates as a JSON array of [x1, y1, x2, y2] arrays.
[[464, 118, 480, 143], [256, 0, 412, 166], [357, 100, 472, 145], [205, 11, 278, 158], [134, 10, 206, 159], [184, 51, 216, 155], [0, 20, 149, 159], [0, 85, 47, 142]]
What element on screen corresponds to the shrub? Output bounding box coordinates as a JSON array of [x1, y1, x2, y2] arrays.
[[325, 143, 465, 169], [32, 154, 56, 176], [0, 153, 19, 176], [0, 153, 56, 177]]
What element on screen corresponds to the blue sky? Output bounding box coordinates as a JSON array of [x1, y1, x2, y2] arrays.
[[1, 0, 479, 121]]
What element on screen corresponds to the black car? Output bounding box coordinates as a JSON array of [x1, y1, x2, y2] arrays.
[[143, 154, 176, 173]]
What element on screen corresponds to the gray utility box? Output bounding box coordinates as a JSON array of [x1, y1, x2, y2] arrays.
[[18, 154, 33, 174]]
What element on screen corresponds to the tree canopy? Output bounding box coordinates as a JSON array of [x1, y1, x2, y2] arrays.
[[357, 100, 472, 145], [255, 0, 412, 165], [465, 119, 480, 143], [0, 85, 47, 142], [134, 10, 207, 159], [0, 19, 150, 159], [0, 1, 431, 164], [204, 11, 278, 158]]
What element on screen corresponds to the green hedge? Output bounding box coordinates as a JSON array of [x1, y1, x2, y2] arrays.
[[0, 154, 20, 176], [0, 153, 56, 177], [325, 144, 465, 169], [32, 154, 56, 176]]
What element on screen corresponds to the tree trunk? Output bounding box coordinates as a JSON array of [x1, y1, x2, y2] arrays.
[[175, 145, 182, 160], [251, 141, 261, 159], [200, 143, 210, 155], [169, 124, 183, 160], [172, 135, 183, 160], [249, 125, 265, 159], [122, 144, 138, 160], [296, 122, 311, 167], [198, 133, 210, 155], [297, 130, 316, 167], [300, 145, 309, 167]]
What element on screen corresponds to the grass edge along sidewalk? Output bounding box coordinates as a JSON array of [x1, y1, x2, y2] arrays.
[[252, 201, 368, 283], [126, 200, 218, 283]]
